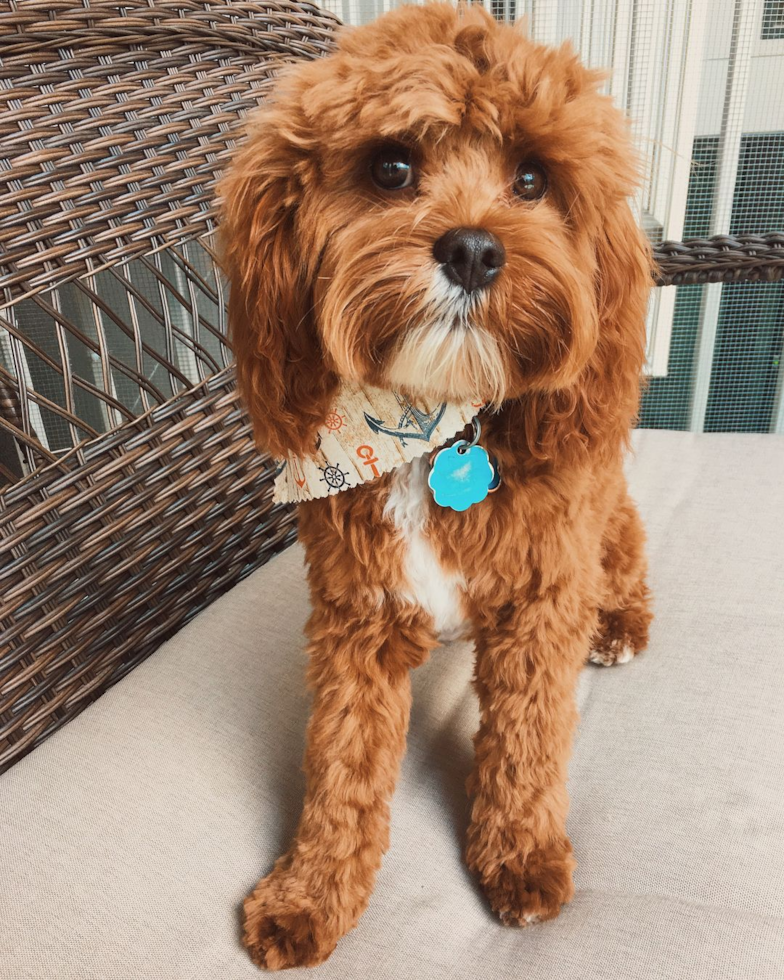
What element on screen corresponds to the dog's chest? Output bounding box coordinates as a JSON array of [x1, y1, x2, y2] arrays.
[[384, 457, 466, 638]]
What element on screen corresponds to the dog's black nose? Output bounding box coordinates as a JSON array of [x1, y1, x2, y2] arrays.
[[433, 227, 506, 293]]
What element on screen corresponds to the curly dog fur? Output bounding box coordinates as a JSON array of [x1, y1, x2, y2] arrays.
[[220, 3, 654, 968]]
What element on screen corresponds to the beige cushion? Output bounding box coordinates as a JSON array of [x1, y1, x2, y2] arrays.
[[2, 431, 783, 979]]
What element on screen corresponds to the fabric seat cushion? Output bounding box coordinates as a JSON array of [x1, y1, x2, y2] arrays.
[[1, 431, 783, 979]]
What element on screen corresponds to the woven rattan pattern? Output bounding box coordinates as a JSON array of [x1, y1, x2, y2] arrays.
[[655, 233, 784, 286], [0, 366, 296, 770], [0, 237, 236, 479], [0, 0, 339, 305], [0, 0, 339, 772]]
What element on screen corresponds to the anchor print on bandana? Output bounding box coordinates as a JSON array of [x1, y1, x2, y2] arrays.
[[272, 380, 482, 505], [364, 393, 447, 445]]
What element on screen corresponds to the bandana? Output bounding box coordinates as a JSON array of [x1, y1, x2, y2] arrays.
[[273, 380, 482, 504]]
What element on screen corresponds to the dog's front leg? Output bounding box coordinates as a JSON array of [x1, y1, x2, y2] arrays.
[[465, 590, 594, 926], [243, 599, 432, 970]]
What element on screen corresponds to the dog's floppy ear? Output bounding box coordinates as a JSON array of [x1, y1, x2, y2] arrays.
[[591, 196, 653, 425], [219, 115, 338, 460], [595, 198, 652, 354], [562, 197, 652, 457], [521, 196, 652, 464]]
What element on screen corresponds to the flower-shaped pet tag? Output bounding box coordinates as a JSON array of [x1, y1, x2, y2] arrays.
[[428, 441, 496, 512]]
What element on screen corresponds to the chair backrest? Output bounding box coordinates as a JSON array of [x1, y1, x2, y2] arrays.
[[0, 0, 340, 481], [0, 0, 337, 300], [0, 0, 339, 774]]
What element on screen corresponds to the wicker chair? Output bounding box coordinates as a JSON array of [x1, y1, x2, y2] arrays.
[[0, 0, 782, 776], [0, 0, 339, 772]]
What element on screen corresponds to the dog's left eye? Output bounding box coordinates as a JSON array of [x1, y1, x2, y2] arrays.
[[514, 162, 547, 201], [370, 148, 414, 190]]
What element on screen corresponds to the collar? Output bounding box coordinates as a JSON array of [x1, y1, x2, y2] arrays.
[[273, 380, 483, 504]]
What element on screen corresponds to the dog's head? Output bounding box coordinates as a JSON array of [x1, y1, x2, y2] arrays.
[[220, 3, 652, 460]]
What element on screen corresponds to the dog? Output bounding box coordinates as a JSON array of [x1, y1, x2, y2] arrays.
[[220, 2, 653, 969]]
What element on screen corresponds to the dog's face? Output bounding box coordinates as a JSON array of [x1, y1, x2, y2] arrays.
[[221, 3, 651, 459]]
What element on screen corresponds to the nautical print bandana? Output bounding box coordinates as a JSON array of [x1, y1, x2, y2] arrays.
[[273, 380, 482, 504]]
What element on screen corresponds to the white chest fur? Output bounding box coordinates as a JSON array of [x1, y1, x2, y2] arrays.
[[384, 456, 467, 638]]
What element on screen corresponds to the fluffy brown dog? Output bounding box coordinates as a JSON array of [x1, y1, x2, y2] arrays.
[[220, 2, 653, 969]]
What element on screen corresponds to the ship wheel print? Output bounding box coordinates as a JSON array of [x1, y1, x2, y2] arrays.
[[324, 411, 347, 432], [319, 463, 350, 492]]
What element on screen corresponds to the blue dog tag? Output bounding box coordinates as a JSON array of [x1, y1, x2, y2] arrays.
[[428, 441, 496, 512]]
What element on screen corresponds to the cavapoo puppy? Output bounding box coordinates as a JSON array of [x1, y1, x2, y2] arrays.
[[220, 1, 653, 969]]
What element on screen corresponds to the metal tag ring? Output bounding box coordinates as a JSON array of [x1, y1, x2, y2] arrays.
[[456, 417, 482, 455]]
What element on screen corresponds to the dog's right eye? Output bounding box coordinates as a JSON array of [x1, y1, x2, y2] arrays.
[[370, 148, 414, 190]]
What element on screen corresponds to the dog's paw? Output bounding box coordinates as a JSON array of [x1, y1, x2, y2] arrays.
[[242, 874, 337, 970], [589, 605, 650, 666], [478, 838, 576, 927], [589, 639, 636, 667]]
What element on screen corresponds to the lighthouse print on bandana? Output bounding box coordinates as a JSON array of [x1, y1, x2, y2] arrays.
[[272, 381, 481, 504]]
